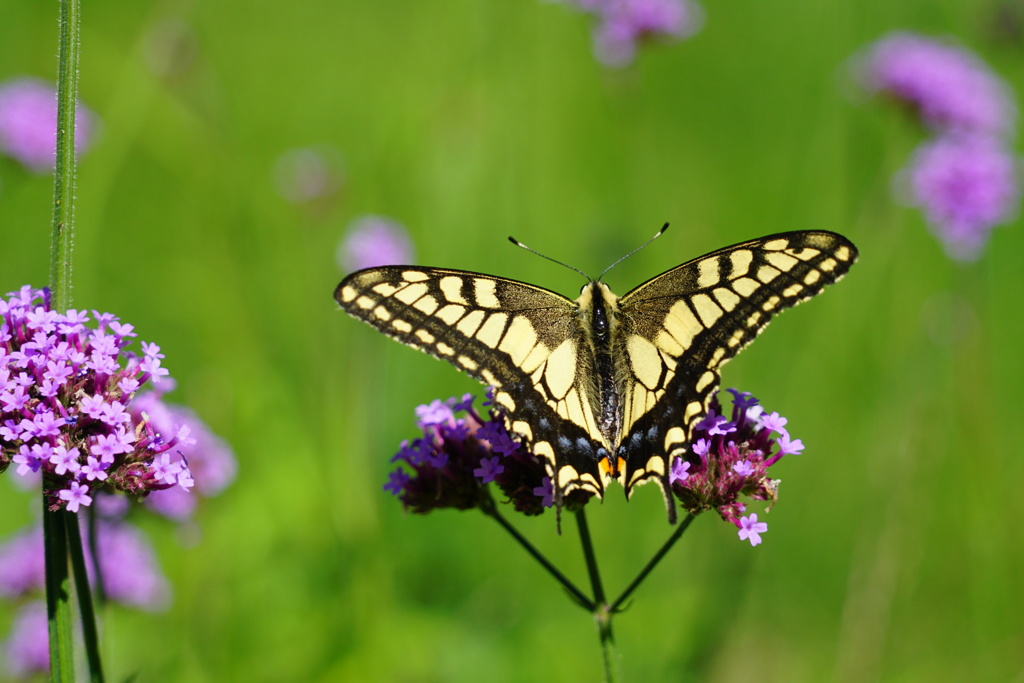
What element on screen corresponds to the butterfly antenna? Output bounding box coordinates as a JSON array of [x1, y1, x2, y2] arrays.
[[597, 223, 669, 281], [508, 236, 592, 281]]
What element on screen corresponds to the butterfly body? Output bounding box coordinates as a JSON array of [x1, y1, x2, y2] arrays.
[[336, 230, 857, 521]]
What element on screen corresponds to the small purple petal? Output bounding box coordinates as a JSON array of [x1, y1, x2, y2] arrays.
[[776, 435, 804, 456], [473, 455, 505, 484], [532, 476, 554, 508], [756, 411, 789, 437], [732, 459, 755, 477], [384, 468, 411, 496], [669, 456, 691, 484], [738, 513, 768, 546]]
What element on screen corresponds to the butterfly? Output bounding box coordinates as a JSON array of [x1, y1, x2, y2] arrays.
[[335, 229, 857, 521]]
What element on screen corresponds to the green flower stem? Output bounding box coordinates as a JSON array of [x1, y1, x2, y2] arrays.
[[574, 509, 618, 683], [66, 519, 105, 682], [479, 493, 595, 610], [609, 512, 696, 613], [42, 505, 74, 683], [50, 0, 80, 308]]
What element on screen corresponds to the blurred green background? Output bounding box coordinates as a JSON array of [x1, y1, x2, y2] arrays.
[[2, 0, 1023, 681]]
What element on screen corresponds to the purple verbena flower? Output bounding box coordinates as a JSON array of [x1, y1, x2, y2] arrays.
[[385, 391, 584, 517], [899, 133, 1019, 261], [756, 411, 789, 437], [383, 468, 411, 496], [0, 287, 208, 512], [669, 456, 691, 484], [59, 481, 92, 513], [533, 476, 554, 508], [775, 434, 804, 457], [415, 398, 455, 427], [732, 459, 754, 476], [670, 389, 801, 545], [338, 215, 414, 272], [0, 77, 96, 172], [858, 32, 1016, 137], [473, 455, 505, 484], [738, 513, 768, 546]]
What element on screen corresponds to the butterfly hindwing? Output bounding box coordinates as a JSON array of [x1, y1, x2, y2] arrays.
[[613, 230, 858, 502], [335, 267, 612, 500]]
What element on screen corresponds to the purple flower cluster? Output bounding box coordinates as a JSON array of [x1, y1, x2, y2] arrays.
[[386, 387, 797, 545], [385, 391, 587, 516], [338, 215, 414, 273], [559, 0, 703, 68], [0, 77, 95, 173], [669, 389, 803, 546], [856, 33, 1020, 260], [859, 33, 1015, 136], [0, 286, 194, 511]]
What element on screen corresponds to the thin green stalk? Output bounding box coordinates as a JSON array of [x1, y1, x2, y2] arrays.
[[67, 519, 105, 682], [574, 510, 617, 683], [43, 505, 74, 683], [479, 494, 594, 610], [609, 512, 696, 613], [50, 0, 80, 308]]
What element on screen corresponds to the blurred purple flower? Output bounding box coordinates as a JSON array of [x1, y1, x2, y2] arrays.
[[592, 0, 703, 67], [0, 528, 44, 598], [91, 520, 171, 610], [858, 32, 1016, 137], [2, 601, 48, 678], [338, 215, 415, 272], [0, 77, 95, 172], [899, 134, 1019, 260], [558, 0, 702, 67]]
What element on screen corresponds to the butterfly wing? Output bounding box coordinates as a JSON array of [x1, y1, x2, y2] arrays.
[[335, 267, 612, 503], [614, 230, 858, 513]]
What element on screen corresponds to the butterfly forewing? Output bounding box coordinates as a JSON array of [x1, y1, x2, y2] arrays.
[[334, 266, 613, 501], [613, 230, 858, 502]]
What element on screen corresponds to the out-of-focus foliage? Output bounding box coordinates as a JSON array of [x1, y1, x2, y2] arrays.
[[1, 1, 1022, 681]]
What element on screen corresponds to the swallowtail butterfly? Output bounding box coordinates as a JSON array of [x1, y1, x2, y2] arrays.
[[335, 230, 857, 520]]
